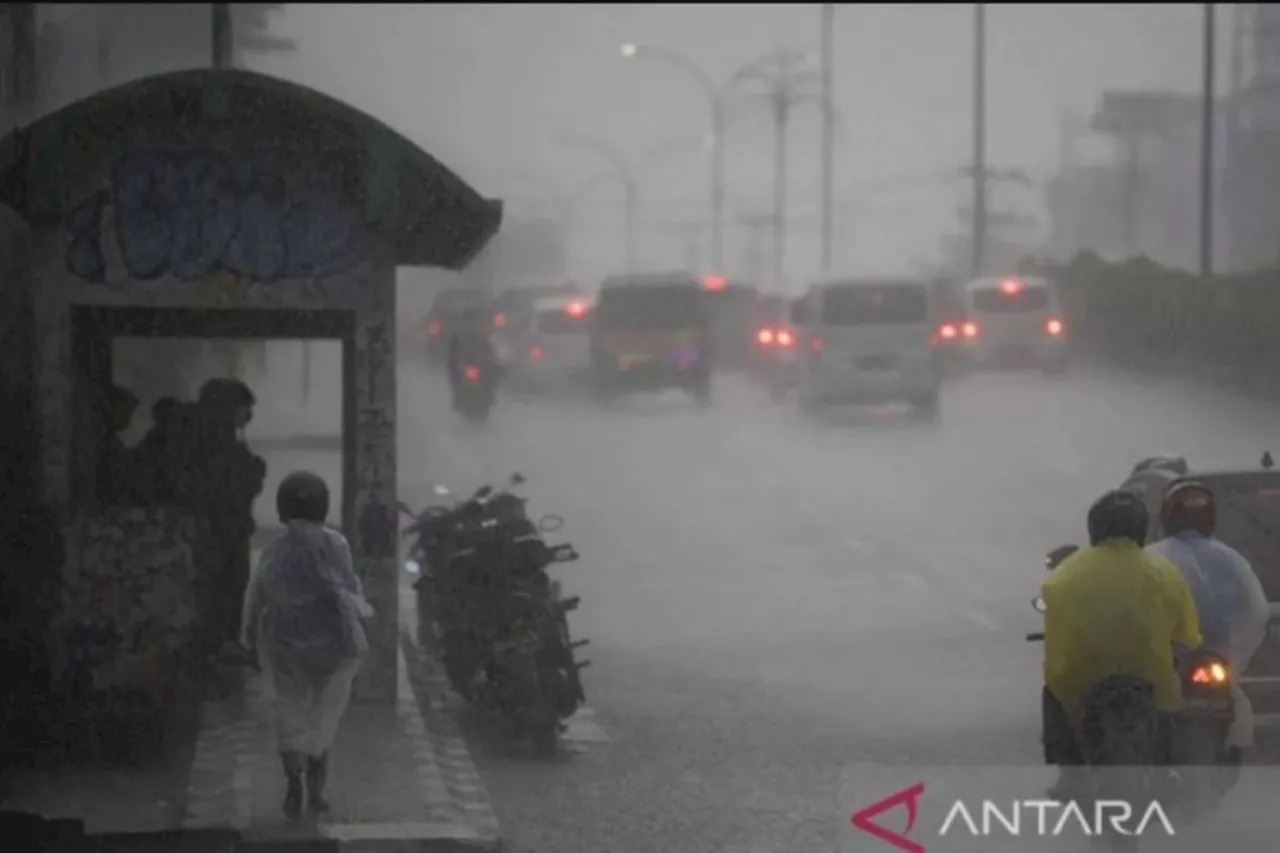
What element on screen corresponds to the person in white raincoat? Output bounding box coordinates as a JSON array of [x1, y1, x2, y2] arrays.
[[241, 471, 374, 818]]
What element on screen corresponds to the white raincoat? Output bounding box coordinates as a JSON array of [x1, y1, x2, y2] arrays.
[[241, 521, 374, 755]]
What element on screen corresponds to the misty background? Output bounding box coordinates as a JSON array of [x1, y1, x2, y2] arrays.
[[10, 5, 1265, 288]]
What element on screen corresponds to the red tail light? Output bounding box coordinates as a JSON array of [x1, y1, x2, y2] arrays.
[[1189, 661, 1229, 685], [428, 320, 441, 337], [776, 330, 794, 347], [1046, 317, 1064, 337], [464, 364, 482, 382], [757, 328, 775, 345], [932, 323, 958, 346], [492, 312, 508, 329], [529, 344, 544, 360], [961, 321, 979, 339]]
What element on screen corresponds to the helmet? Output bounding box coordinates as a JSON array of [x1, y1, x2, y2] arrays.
[[276, 470, 330, 524], [1160, 480, 1216, 537], [1087, 489, 1150, 547]]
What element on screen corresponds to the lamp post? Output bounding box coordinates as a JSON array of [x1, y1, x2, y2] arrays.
[[561, 133, 639, 272], [620, 43, 728, 270], [558, 134, 714, 272], [732, 47, 826, 286]]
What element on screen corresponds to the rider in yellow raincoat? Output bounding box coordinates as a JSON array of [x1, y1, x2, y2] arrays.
[[1041, 489, 1201, 794]]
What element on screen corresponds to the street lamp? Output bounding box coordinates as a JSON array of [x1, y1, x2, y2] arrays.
[[620, 42, 728, 271], [558, 134, 714, 272], [732, 47, 829, 286], [561, 133, 640, 272]]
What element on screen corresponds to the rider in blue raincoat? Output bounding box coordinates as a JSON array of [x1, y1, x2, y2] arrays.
[[1146, 481, 1270, 751]]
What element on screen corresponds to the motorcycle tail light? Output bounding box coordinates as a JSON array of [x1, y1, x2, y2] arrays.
[[1046, 317, 1064, 336], [464, 364, 482, 382], [1189, 661, 1229, 685], [529, 344, 544, 360]]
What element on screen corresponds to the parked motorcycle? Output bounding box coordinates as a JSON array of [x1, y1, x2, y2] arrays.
[[399, 473, 589, 750], [1028, 544, 1239, 847]]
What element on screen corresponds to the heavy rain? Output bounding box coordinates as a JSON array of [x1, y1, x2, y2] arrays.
[[3, 4, 1280, 853]]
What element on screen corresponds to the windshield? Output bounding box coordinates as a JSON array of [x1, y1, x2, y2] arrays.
[[820, 284, 929, 326], [596, 285, 707, 331], [971, 286, 1051, 313]]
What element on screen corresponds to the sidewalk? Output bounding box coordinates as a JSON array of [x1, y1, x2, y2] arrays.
[[183, 636, 500, 851]]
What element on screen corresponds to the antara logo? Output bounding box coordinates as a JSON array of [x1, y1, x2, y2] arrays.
[[850, 782, 1176, 852]]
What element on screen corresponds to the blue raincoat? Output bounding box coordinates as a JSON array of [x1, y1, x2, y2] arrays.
[[1147, 530, 1270, 746]]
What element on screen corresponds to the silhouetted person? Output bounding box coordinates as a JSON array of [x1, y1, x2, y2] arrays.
[[193, 379, 267, 650], [98, 385, 139, 505], [133, 397, 193, 505]]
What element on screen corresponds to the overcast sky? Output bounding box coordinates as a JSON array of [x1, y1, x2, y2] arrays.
[[253, 3, 1218, 281]]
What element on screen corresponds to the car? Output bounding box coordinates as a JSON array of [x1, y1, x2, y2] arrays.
[[498, 296, 595, 394], [487, 282, 586, 355], [699, 275, 760, 372], [1119, 453, 1280, 732], [956, 275, 1067, 373], [791, 277, 943, 417], [590, 271, 714, 405], [750, 294, 801, 399], [420, 287, 488, 363]]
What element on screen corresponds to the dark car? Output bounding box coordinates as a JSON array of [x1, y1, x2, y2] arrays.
[[590, 272, 713, 405]]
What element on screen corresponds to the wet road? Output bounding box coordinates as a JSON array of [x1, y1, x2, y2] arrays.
[[392, 363, 1280, 853]]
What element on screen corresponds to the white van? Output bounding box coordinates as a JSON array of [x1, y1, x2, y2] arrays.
[[500, 296, 595, 392], [958, 276, 1067, 373], [793, 278, 941, 416]]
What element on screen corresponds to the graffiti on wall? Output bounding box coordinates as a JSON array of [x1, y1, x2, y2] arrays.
[[65, 149, 372, 285]]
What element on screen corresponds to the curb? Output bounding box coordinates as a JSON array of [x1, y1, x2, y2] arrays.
[[398, 630, 501, 848]]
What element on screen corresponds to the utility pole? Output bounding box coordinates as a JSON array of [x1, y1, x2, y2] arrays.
[[772, 79, 789, 286], [212, 3, 233, 68], [972, 3, 987, 276], [1200, 2, 1216, 277], [820, 3, 835, 273]]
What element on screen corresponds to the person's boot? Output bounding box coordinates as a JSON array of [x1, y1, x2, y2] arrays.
[[306, 753, 330, 814], [281, 751, 305, 819]]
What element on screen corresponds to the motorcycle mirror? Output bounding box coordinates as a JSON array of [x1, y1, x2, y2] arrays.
[[538, 514, 564, 533], [1044, 544, 1079, 571], [1032, 596, 1046, 613]]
